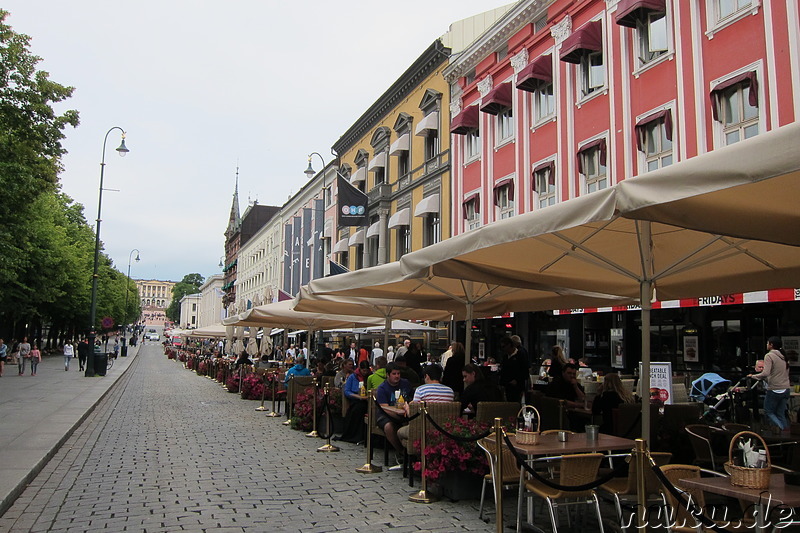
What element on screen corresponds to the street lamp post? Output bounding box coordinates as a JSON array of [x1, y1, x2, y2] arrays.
[[86, 127, 129, 377], [121, 249, 140, 356]]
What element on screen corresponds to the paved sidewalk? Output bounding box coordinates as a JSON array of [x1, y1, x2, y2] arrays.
[[0, 343, 142, 516]]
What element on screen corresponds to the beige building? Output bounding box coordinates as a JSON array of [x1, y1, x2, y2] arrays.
[[197, 274, 225, 328], [179, 293, 201, 329], [135, 279, 176, 326]]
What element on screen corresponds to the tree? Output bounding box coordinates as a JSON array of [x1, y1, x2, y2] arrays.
[[166, 273, 204, 323]]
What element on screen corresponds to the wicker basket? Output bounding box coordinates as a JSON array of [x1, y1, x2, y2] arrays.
[[724, 431, 771, 489], [515, 405, 541, 445]]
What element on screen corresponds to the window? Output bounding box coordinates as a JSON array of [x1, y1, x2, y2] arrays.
[[717, 0, 751, 21], [465, 130, 481, 160], [424, 130, 439, 161], [463, 196, 480, 231], [495, 183, 515, 219], [423, 214, 440, 247], [533, 81, 555, 122], [496, 42, 508, 62], [578, 140, 608, 193], [366, 235, 379, 267], [354, 244, 363, 270], [636, 110, 673, 171], [398, 151, 409, 177], [497, 107, 514, 142], [339, 250, 349, 268], [397, 226, 410, 258], [712, 76, 759, 145], [637, 11, 668, 65], [374, 167, 385, 185], [533, 162, 556, 209], [581, 51, 605, 96], [192, 303, 196, 312]]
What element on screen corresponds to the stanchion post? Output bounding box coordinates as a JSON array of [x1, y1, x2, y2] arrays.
[[356, 393, 382, 473], [266, 370, 280, 417], [306, 378, 319, 437], [409, 401, 437, 503], [283, 375, 293, 425], [317, 384, 340, 452], [494, 418, 503, 533], [635, 438, 647, 531], [255, 369, 268, 411], [239, 365, 246, 399]]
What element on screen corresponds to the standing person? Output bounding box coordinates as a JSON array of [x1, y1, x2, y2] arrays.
[[348, 342, 358, 361], [113, 339, 120, 358], [63, 340, 74, 371], [405, 342, 424, 378], [395, 338, 410, 359], [77, 338, 90, 372], [499, 336, 528, 403], [440, 343, 453, 370], [8, 339, 19, 366], [385, 345, 395, 363], [17, 336, 31, 376], [0, 338, 7, 377], [29, 343, 41, 376], [371, 342, 383, 364], [749, 336, 791, 431], [442, 341, 467, 394]]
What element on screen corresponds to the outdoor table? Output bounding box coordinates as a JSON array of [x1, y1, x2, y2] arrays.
[[509, 432, 635, 528], [680, 474, 800, 532]]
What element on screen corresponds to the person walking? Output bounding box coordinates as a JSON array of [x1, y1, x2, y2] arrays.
[[749, 336, 791, 431], [63, 340, 74, 371], [17, 336, 31, 376], [0, 338, 7, 377], [77, 338, 90, 371], [29, 343, 41, 376]]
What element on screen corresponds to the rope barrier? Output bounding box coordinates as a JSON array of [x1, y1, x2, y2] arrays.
[[501, 433, 628, 491], [649, 459, 733, 533], [373, 399, 420, 422], [424, 412, 492, 442]]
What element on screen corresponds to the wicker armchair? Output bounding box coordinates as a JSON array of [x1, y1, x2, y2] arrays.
[[286, 376, 314, 419], [658, 464, 707, 532], [599, 452, 672, 533], [520, 453, 606, 533], [478, 434, 521, 520], [401, 401, 461, 486], [367, 392, 390, 467], [475, 401, 520, 425]]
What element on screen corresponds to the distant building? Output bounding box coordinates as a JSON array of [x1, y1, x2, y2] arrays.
[[197, 274, 225, 328], [179, 293, 201, 329], [135, 279, 176, 326]]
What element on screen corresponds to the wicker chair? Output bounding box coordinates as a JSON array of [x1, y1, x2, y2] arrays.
[[598, 452, 672, 533], [478, 434, 521, 520], [519, 453, 606, 533], [286, 376, 314, 419], [475, 401, 521, 425], [401, 401, 461, 486], [658, 464, 708, 532], [367, 392, 390, 467]]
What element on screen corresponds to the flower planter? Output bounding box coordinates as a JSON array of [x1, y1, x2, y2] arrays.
[[431, 470, 484, 501]]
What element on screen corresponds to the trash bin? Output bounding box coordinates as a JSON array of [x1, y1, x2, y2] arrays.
[[121, 345, 128, 357], [94, 353, 108, 376]]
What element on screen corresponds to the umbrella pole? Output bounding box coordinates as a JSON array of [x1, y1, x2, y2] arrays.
[[639, 220, 653, 445], [384, 316, 390, 360], [465, 302, 473, 362]]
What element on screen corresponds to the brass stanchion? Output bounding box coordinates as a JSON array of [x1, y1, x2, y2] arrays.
[[317, 384, 340, 452], [356, 393, 382, 473], [265, 370, 280, 417], [635, 438, 647, 531], [306, 378, 319, 437], [409, 401, 438, 503], [494, 418, 503, 533], [255, 369, 268, 411], [239, 365, 246, 399], [283, 375, 293, 425]]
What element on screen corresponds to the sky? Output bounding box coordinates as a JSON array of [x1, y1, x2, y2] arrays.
[[3, 0, 511, 283]]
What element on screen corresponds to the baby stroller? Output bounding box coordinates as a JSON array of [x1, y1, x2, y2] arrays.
[[690, 373, 731, 403], [692, 373, 754, 425]]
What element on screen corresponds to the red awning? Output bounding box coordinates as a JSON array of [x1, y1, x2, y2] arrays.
[[634, 109, 673, 152], [710, 71, 759, 121], [615, 0, 666, 28], [576, 138, 607, 175], [480, 83, 513, 115], [516, 54, 553, 93], [461, 193, 480, 218], [493, 177, 515, 205], [450, 106, 480, 135], [532, 161, 556, 192], [560, 20, 603, 64]]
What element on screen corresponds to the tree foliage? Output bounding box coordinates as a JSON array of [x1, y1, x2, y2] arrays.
[[166, 273, 205, 323]]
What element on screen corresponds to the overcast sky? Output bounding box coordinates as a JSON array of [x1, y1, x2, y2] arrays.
[[4, 0, 509, 282]]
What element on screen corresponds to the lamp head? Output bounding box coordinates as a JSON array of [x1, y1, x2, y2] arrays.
[[304, 156, 315, 179], [116, 134, 129, 157], [135, 253, 140, 262]]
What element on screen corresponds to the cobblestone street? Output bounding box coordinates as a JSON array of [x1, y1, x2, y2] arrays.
[[0, 345, 536, 532]]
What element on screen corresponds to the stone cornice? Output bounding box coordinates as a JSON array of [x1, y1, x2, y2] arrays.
[[333, 40, 450, 155], [444, 0, 552, 83]]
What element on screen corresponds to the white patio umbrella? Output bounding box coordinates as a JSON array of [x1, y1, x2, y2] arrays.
[[187, 323, 228, 338], [245, 327, 259, 357], [397, 122, 800, 443]]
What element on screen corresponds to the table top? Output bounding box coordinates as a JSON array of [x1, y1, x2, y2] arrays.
[[509, 432, 635, 456], [681, 475, 800, 508]]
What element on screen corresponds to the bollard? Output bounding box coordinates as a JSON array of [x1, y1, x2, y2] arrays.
[[356, 394, 382, 473], [494, 418, 503, 533], [265, 370, 281, 417], [255, 369, 268, 411], [317, 385, 340, 452], [306, 378, 319, 438], [409, 401, 437, 503], [635, 438, 647, 531]]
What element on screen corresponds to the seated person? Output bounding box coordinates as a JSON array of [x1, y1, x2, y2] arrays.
[[393, 354, 421, 389], [545, 363, 586, 408], [367, 355, 388, 390], [234, 352, 253, 368], [460, 363, 503, 416], [334, 358, 354, 388], [398, 364, 455, 448], [336, 360, 371, 443], [284, 356, 311, 383], [375, 363, 412, 470], [591, 373, 635, 433]]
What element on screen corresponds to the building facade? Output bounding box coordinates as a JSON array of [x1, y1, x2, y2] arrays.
[[445, 0, 799, 369], [197, 274, 225, 328], [179, 293, 201, 329], [135, 279, 176, 326]]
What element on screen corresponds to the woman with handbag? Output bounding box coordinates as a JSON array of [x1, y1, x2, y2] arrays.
[[749, 336, 791, 431]]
